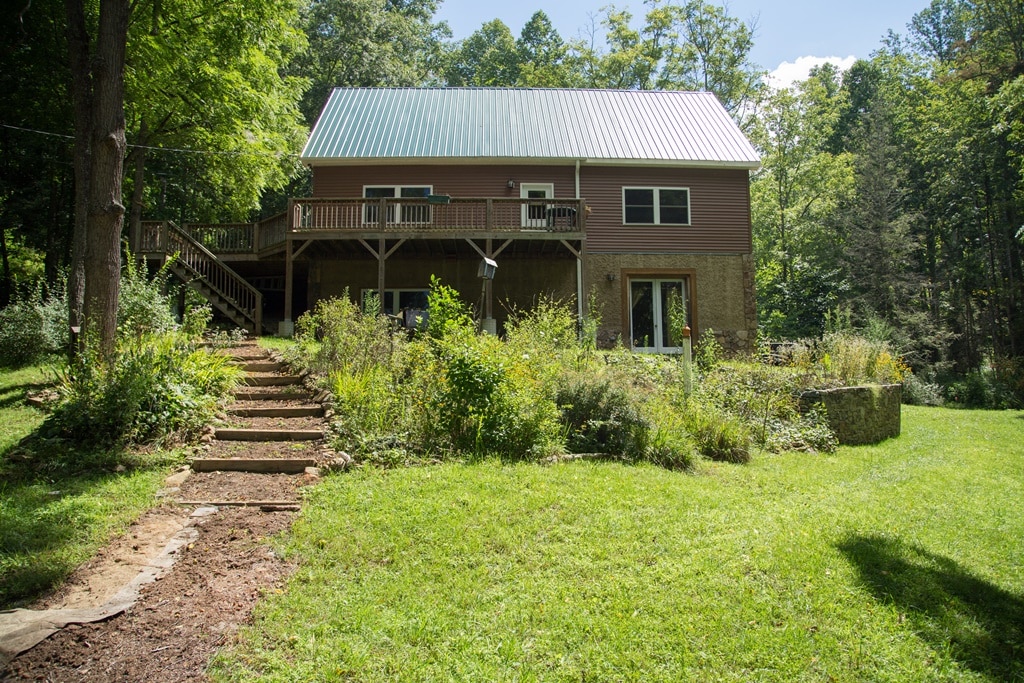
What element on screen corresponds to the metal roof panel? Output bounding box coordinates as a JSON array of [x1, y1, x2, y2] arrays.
[[299, 88, 760, 168]]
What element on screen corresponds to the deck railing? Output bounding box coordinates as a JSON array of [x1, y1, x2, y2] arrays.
[[141, 198, 585, 258], [289, 197, 586, 234]]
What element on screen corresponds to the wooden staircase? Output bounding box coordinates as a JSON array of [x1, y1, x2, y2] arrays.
[[142, 220, 264, 336]]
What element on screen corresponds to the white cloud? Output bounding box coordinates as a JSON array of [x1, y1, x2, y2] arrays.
[[766, 55, 857, 90]]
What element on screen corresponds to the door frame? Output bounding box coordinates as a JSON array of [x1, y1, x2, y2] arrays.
[[520, 183, 554, 228], [620, 268, 697, 353]]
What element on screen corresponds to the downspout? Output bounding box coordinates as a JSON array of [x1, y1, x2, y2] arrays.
[[575, 160, 583, 321]]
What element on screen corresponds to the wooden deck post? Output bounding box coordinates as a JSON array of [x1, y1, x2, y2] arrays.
[[378, 236, 386, 308], [282, 235, 294, 336]]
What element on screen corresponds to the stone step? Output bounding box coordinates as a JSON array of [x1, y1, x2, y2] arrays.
[[243, 375, 303, 387], [190, 458, 317, 474], [228, 405, 324, 418], [214, 428, 324, 441]]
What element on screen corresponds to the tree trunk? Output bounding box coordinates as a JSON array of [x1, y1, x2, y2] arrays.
[[65, 0, 92, 344], [127, 119, 147, 266], [0, 225, 10, 309], [82, 0, 129, 356]]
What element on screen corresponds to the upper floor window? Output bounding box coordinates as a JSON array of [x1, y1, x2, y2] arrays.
[[622, 187, 690, 225], [363, 185, 432, 224]]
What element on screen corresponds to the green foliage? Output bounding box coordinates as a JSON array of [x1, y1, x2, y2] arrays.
[[694, 327, 723, 372], [44, 334, 240, 448], [555, 371, 650, 459], [426, 275, 474, 340], [681, 401, 751, 463], [117, 257, 178, 339], [291, 291, 401, 376], [787, 332, 909, 386], [0, 285, 68, 367]]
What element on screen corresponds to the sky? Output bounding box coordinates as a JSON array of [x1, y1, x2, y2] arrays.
[[434, 0, 927, 87]]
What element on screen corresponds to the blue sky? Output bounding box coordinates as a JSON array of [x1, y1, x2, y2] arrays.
[[434, 0, 928, 85]]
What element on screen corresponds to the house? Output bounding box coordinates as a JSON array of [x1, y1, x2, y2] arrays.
[[140, 87, 761, 353]]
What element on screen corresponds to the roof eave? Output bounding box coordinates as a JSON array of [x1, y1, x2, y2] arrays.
[[299, 156, 761, 171]]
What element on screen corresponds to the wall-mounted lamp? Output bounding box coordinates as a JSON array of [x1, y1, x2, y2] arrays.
[[506, 179, 515, 189], [606, 273, 618, 282]]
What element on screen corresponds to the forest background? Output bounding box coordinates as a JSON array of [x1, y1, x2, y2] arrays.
[[1, 0, 1022, 398]]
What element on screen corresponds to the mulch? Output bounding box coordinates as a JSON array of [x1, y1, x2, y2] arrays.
[[2, 507, 296, 682]]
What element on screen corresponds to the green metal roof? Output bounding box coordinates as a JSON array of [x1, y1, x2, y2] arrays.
[[301, 88, 760, 169]]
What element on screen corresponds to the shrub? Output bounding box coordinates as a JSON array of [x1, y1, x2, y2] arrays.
[[426, 275, 474, 340], [555, 371, 650, 459], [117, 257, 178, 339], [292, 291, 402, 376], [45, 334, 241, 447], [0, 286, 68, 367], [681, 402, 751, 463], [901, 373, 944, 406]]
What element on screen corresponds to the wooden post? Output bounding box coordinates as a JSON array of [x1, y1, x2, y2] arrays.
[[485, 238, 493, 321], [378, 236, 386, 308], [283, 236, 293, 325]]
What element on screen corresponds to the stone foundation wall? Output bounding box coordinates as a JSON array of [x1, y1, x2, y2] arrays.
[[801, 384, 902, 445]]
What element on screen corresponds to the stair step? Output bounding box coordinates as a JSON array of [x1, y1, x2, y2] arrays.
[[191, 458, 317, 473], [244, 375, 303, 387], [215, 428, 324, 441], [229, 406, 324, 418], [233, 390, 311, 401], [241, 361, 286, 372]]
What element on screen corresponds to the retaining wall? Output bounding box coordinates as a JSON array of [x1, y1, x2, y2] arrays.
[[801, 384, 902, 445]]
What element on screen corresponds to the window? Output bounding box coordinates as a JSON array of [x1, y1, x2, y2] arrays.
[[363, 186, 432, 224], [622, 187, 690, 225]]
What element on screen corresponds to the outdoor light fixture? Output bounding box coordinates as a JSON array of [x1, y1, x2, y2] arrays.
[[506, 179, 515, 189], [606, 273, 618, 282]]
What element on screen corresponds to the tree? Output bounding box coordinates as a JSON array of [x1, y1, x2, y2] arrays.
[[515, 11, 579, 87], [444, 19, 520, 86], [296, 0, 446, 124], [123, 0, 309, 233], [66, 0, 129, 355], [750, 65, 854, 338], [581, 0, 763, 118]]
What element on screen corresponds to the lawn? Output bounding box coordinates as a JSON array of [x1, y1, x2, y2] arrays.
[[214, 406, 1024, 682], [0, 364, 174, 607]]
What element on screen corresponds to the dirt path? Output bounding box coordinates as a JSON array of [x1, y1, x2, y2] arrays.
[[3, 342, 333, 681]]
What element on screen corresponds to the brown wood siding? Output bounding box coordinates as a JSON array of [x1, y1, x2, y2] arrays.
[[312, 165, 576, 200], [580, 167, 751, 254], [311, 163, 752, 254]]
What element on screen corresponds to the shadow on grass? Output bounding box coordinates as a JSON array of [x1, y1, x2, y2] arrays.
[[0, 381, 51, 410], [838, 534, 1024, 680], [0, 470, 123, 608]]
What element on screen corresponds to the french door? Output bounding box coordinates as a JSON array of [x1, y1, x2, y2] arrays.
[[629, 278, 689, 353]]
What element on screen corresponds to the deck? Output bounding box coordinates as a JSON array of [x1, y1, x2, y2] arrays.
[[140, 196, 587, 260]]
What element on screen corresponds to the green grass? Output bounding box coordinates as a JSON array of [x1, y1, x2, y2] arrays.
[[213, 406, 1024, 682], [0, 364, 173, 608], [258, 335, 296, 353]]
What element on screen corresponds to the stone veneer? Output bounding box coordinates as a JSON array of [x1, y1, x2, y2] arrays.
[[800, 384, 903, 445], [587, 252, 758, 354]]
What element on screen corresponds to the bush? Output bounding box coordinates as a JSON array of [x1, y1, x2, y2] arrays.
[[117, 257, 178, 338], [291, 291, 402, 376], [44, 334, 241, 447], [555, 371, 650, 459], [0, 286, 68, 367], [681, 402, 751, 463]]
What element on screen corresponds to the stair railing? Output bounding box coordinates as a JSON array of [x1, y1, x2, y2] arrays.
[[164, 221, 263, 334]]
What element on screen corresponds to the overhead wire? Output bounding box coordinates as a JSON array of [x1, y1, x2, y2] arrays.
[[0, 123, 302, 159]]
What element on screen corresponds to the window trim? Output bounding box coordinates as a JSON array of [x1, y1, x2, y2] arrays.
[[621, 186, 691, 226], [362, 185, 433, 225]]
